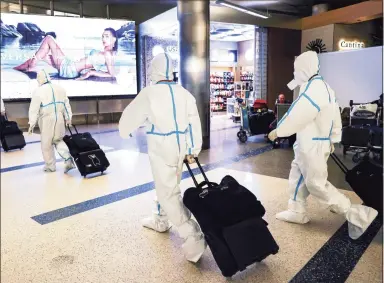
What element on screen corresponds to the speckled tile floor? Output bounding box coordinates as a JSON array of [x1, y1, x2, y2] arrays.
[[1, 115, 382, 283]]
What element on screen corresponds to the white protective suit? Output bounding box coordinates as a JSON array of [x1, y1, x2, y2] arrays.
[[119, 53, 206, 262], [1, 98, 5, 114], [275, 51, 378, 240], [29, 70, 75, 173]]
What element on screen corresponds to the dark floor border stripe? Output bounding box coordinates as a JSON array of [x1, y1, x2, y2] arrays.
[[211, 125, 239, 132], [0, 129, 119, 149], [1, 149, 116, 173], [290, 217, 382, 283], [31, 144, 273, 225], [7, 125, 238, 147]]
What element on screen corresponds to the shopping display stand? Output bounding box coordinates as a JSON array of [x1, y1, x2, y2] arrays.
[[237, 91, 251, 143]]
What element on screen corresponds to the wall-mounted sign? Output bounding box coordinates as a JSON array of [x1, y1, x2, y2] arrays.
[[152, 45, 179, 60], [306, 38, 327, 53], [166, 46, 178, 53], [339, 39, 365, 50]]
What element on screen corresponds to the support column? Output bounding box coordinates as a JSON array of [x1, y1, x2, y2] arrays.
[[106, 4, 110, 19], [19, 0, 23, 14], [79, 1, 84, 18], [50, 0, 54, 16], [177, 0, 210, 150]]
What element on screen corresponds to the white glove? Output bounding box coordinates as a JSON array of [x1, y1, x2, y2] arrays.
[[28, 126, 34, 135], [268, 129, 278, 141], [185, 154, 196, 164], [330, 143, 335, 154], [66, 120, 72, 127]]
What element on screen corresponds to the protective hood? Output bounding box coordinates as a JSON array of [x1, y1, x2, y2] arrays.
[[287, 51, 319, 90], [149, 53, 174, 84], [37, 70, 51, 86]]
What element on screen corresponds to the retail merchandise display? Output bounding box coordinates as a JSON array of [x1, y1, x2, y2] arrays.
[[234, 71, 254, 99], [0, 13, 137, 98], [210, 72, 235, 112]]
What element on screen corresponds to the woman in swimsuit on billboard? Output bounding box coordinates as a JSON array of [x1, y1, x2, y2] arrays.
[[14, 28, 117, 81]]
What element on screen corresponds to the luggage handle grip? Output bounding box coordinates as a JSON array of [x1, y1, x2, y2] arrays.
[[330, 153, 348, 174], [184, 157, 213, 189], [67, 124, 79, 136]]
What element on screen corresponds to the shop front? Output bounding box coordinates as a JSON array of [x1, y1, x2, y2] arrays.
[[139, 17, 268, 119]]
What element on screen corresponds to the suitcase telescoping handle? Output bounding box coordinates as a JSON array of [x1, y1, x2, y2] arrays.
[[330, 153, 348, 175], [184, 157, 213, 189], [67, 124, 79, 136]]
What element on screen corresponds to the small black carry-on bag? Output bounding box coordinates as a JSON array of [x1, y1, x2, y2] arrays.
[[183, 158, 279, 277], [0, 115, 26, 152], [330, 153, 383, 219], [341, 126, 371, 147], [63, 125, 110, 177]]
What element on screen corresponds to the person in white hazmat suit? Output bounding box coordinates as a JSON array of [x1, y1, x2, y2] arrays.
[[268, 51, 378, 240], [119, 53, 207, 262], [1, 98, 5, 116], [28, 70, 76, 173]]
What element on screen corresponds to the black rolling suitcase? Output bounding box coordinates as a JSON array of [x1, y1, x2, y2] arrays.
[[183, 158, 279, 277], [0, 116, 26, 151], [370, 126, 383, 148], [341, 126, 371, 147], [249, 111, 275, 135], [330, 153, 383, 218], [63, 125, 109, 177]]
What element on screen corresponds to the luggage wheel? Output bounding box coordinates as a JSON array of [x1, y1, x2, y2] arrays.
[[273, 140, 280, 149], [352, 153, 360, 163], [238, 130, 247, 143], [239, 134, 247, 143]]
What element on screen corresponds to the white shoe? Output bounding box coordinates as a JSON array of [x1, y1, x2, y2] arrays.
[[43, 166, 56, 173], [64, 158, 76, 173], [346, 204, 378, 240], [276, 199, 310, 224], [141, 217, 171, 233], [182, 234, 207, 263], [276, 210, 310, 224]]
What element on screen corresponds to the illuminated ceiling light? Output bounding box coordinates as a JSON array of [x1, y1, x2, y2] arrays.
[[215, 0, 270, 19], [245, 49, 254, 61], [152, 45, 165, 57]]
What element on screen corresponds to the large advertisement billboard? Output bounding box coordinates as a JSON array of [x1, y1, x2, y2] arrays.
[[0, 13, 137, 99]]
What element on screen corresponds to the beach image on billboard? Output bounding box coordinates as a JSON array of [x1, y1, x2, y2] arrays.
[[1, 13, 137, 98]]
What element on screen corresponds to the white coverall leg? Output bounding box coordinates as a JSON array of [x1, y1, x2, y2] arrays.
[[147, 144, 206, 262], [119, 53, 206, 262], [29, 70, 75, 173], [38, 114, 73, 172], [275, 51, 378, 240]]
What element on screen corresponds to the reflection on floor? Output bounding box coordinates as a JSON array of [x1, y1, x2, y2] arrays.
[[1, 115, 382, 283]]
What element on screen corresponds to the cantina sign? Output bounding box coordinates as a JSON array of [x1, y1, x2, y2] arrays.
[[339, 39, 365, 50]]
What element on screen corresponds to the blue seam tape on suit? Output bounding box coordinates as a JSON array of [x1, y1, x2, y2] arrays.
[[157, 82, 176, 85], [168, 84, 180, 150], [146, 129, 188, 136], [164, 53, 170, 80], [301, 93, 320, 112], [188, 123, 194, 155], [277, 76, 321, 127], [293, 174, 304, 201]]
